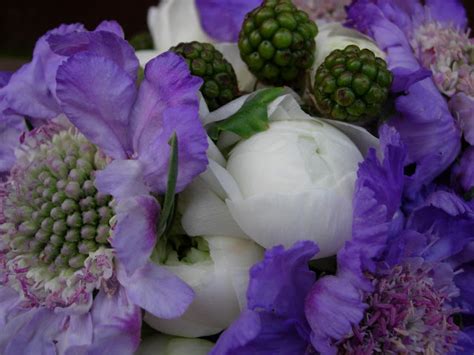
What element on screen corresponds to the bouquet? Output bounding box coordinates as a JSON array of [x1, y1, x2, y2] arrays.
[[0, 0, 473, 354]]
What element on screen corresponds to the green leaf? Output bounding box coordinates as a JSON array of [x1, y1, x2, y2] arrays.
[[208, 87, 285, 140], [157, 133, 179, 239]]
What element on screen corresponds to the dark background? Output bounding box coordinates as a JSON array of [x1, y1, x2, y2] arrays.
[[0, 0, 473, 70]]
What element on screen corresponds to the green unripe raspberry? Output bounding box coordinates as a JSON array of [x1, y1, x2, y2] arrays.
[[239, 0, 318, 86], [171, 42, 239, 111], [313, 45, 393, 122]]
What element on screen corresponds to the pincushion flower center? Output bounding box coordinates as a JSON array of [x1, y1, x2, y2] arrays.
[[0, 127, 115, 307], [411, 21, 474, 97], [338, 262, 460, 354]]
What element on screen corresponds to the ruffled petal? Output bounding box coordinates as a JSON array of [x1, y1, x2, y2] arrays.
[[0, 287, 21, 328], [88, 288, 141, 354], [453, 265, 474, 314], [118, 261, 194, 319], [0, 307, 64, 355], [94, 160, 149, 199], [0, 23, 85, 119], [247, 241, 319, 324], [406, 189, 474, 262], [450, 93, 474, 145], [306, 276, 367, 354], [56, 52, 137, 159], [130, 52, 208, 193], [0, 114, 26, 177], [211, 310, 309, 354], [390, 78, 461, 196], [47, 29, 138, 81], [112, 195, 160, 275], [94, 20, 125, 38], [195, 0, 261, 42], [56, 313, 93, 354], [451, 147, 474, 195]]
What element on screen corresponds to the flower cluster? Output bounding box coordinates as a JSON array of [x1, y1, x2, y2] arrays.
[[1, 0, 473, 354]]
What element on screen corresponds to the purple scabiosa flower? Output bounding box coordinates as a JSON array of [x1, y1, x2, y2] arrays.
[[0, 21, 208, 354], [347, 0, 463, 196]]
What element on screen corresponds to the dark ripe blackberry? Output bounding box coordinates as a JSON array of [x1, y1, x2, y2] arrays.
[[239, 0, 318, 86], [171, 42, 239, 111], [313, 45, 392, 122]]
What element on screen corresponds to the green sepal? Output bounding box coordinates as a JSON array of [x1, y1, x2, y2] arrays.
[[156, 133, 179, 264], [208, 87, 285, 140]]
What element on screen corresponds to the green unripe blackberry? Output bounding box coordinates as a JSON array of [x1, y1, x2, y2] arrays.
[[313, 45, 392, 122], [171, 41, 239, 111], [239, 0, 318, 86]]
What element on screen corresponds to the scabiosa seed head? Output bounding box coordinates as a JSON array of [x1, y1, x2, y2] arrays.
[[411, 22, 473, 98], [0, 121, 115, 309], [338, 261, 460, 354]]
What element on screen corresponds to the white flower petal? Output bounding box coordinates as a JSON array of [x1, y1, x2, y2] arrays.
[[227, 174, 356, 258], [144, 237, 263, 337], [215, 42, 256, 92], [179, 177, 247, 239], [147, 0, 213, 54]]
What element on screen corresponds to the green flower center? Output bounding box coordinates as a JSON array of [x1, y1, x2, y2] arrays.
[[2, 130, 114, 275]]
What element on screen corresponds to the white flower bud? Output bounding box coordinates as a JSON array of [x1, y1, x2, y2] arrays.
[[144, 236, 264, 337]]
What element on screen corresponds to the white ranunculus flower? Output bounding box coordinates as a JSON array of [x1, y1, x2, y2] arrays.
[[137, 334, 213, 355], [182, 92, 379, 258], [145, 235, 263, 337], [312, 22, 386, 81]]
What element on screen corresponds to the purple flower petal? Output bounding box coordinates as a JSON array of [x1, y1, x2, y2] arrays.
[[452, 146, 474, 193], [211, 310, 309, 354], [305, 276, 367, 354], [345, 125, 406, 272], [450, 92, 474, 145], [390, 78, 461, 196], [0, 287, 20, 328], [56, 52, 137, 159], [195, 0, 261, 42], [0, 114, 26, 177], [88, 288, 141, 354], [56, 313, 93, 354], [0, 72, 12, 87], [47, 29, 138, 81], [112, 195, 159, 276], [247, 241, 319, 324], [406, 189, 474, 262], [425, 0, 468, 29], [0, 307, 64, 355], [118, 261, 194, 319], [94, 160, 149, 199], [130, 51, 208, 193], [453, 265, 474, 314], [0, 23, 85, 120], [94, 20, 125, 38]]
